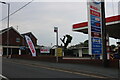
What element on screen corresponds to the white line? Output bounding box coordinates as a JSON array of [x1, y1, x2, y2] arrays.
[[0, 74, 9, 80]]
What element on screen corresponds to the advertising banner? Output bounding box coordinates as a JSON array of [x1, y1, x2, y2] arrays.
[[25, 35, 36, 57], [88, 0, 102, 55], [40, 47, 50, 53]]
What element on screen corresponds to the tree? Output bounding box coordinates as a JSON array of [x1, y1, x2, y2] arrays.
[[83, 40, 88, 47], [60, 34, 73, 49]]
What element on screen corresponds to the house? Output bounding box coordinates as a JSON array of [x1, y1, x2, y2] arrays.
[[0, 27, 38, 56], [0, 27, 24, 46]]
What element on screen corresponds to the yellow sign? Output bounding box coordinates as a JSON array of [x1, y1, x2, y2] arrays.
[[57, 48, 63, 57]]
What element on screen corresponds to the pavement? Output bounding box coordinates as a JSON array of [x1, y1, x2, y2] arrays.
[[2, 57, 119, 79]]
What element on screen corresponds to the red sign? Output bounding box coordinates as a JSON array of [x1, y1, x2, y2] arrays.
[[95, 23, 101, 27], [90, 10, 100, 17], [90, 5, 99, 11], [28, 41, 35, 53], [91, 32, 101, 37], [40, 47, 50, 53]]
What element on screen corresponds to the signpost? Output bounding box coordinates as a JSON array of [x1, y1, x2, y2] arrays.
[[88, 0, 102, 55], [54, 27, 58, 62], [57, 48, 63, 57], [88, 0, 103, 56], [88, 0, 108, 67]]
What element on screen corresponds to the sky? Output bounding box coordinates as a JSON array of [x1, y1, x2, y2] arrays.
[[1, 0, 120, 47]]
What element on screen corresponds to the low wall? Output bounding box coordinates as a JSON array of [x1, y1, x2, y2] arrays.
[[11, 55, 119, 68], [11, 55, 57, 62], [59, 58, 119, 68]]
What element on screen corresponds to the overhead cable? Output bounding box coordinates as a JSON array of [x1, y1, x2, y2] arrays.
[[1, 0, 34, 21]]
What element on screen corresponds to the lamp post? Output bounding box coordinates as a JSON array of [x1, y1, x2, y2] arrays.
[[54, 27, 58, 62], [0, 1, 10, 58]]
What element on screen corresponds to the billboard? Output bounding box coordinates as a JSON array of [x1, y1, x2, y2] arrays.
[[88, 0, 102, 55], [40, 47, 50, 53]]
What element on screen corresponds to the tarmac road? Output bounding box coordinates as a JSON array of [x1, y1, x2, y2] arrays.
[[2, 57, 119, 80]]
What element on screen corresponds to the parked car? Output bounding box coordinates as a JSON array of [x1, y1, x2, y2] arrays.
[[114, 53, 120, 59]]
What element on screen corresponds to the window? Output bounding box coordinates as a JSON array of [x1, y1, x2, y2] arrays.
[[16, 38, 20, 43]]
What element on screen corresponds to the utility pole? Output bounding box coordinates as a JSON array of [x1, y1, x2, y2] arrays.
[[101, 0, 108, 67], [0, 1, 10, 58]]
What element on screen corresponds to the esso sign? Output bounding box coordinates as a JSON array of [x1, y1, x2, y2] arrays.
[[94, 0, 101, 4]]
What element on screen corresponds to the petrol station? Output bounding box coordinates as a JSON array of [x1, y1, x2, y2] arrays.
[[73, 15, 120, 59]]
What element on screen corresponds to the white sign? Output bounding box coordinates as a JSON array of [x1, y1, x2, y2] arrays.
[[88, 0, 102, 55], [25, 35, 36, 57], [40, 47, 50, 53], [19, 49, 21, 55]]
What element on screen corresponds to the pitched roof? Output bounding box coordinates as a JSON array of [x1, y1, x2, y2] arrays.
[[21, 32, 37, 40], [0, 27, 23, 38]]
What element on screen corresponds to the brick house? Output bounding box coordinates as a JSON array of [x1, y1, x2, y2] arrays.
[[0, 27, 38, 55], [0, 27, 24, 46]]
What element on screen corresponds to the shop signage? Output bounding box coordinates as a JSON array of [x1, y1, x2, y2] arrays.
[[88, 0, 102, 55]]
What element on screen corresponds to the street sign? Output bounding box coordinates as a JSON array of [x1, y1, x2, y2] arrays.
[[57, 48, 63, 57], [88, 0, 102, 55]]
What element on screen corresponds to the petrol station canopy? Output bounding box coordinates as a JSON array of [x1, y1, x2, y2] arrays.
[[73, 15, 120, 39]]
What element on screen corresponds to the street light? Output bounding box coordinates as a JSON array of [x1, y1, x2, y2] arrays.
[[54, 27, 58, 62], [0, 1, 10, 58]]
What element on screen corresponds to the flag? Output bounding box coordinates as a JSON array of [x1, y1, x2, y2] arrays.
[[25, 35, 36, 57]]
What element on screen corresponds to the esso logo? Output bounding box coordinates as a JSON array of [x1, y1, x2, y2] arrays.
[[94, 0, 101, 4]]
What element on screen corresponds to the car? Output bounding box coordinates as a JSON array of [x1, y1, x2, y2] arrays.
[[114, 53, 120, 59]]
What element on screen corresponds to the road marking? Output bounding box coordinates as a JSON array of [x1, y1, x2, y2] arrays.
[[4, 60, 109, 78], [0, 74, 9, 80], [36, 66, 107, 78]]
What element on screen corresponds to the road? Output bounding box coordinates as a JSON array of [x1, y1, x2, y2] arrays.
[[2, 57, 118, 80]]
